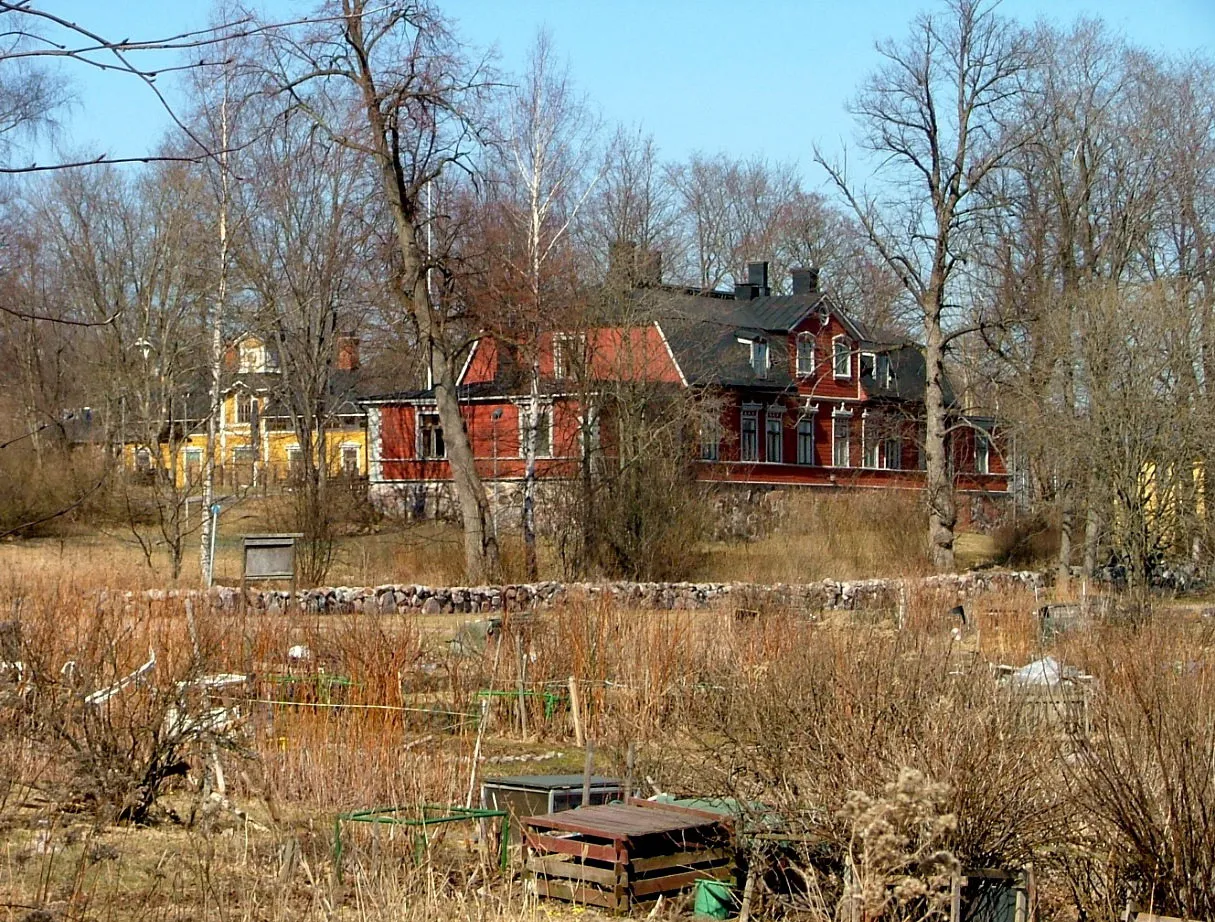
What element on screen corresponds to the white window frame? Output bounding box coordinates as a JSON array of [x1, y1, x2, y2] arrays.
[[882, 434, 902, 470], [876, 352, 892, 388], [975, 429, 991, 475], [418, 411, 445, 459], [860, 351, 876, 380], [796, 416, 815, 466], [796, 332, 815, 377], [832, 406, 853, 468], [236, 392, 256, 424], [751, 339, 769, 378], [700, 415, 722, 462], [552, 333, 585, 379], [764, 407, 783, 464], [340, 442, 360, 475], [833, 335, 851, 379], [740, 404, 760, 463], [862, 411, 879, 469], [238, 341, 261, 373]]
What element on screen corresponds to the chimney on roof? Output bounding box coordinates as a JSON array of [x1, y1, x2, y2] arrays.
[[607, 240, 663, 289], [791, 267, 820, 296], [748, 260, 770, 296], [337, 334, 360, 371], [735, 260, 771, 300]]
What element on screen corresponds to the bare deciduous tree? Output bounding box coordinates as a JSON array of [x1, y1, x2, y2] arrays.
[[257, 0, 501, 581], [817, 0, 1032, 570]]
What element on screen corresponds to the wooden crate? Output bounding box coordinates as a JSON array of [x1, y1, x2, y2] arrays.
[[522, 798, 735, 911]]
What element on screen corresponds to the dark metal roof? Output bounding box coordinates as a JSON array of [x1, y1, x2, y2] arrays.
[[485, 775, 621, 791], [859, 343, 956, 406]]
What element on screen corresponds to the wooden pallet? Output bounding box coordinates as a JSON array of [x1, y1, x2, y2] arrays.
[[522, 798, 735, 912]]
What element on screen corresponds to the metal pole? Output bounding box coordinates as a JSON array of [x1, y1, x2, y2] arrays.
[[206, 502, 220, 587]]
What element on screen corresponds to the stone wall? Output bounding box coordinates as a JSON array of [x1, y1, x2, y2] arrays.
[[177, 569, 1044, 616]]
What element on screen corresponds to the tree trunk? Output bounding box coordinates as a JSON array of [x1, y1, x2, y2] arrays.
[[923, 297, 956, 571], [345, 11, 500, 584], [1057, 498, 1074, 584], [522, 363, 540, 580]]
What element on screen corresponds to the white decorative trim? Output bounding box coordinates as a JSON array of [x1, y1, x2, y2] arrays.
[[368, 407, 384, 483], [456, 337, 480, 386], [653, 321, 689, 387]]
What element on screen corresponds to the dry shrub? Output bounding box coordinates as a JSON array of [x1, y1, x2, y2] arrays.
[[3, 592, 248, 823], [0, 444, 112, 538], [1059, 621, 1215, 921], [702, 490, 931, 583]]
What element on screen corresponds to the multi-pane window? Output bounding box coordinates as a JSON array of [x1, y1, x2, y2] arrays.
[[832, 414, 851, 467], [975, 431, 991, 474], [184, 447, 202, 481], [286, 445, 303, 475], [863, 418, 880, 468], [740, 408, 759, 462], [552, 334, 585, 379], [751, 340, 769, 378], [765, 411, 783, 463], [236, 393, 256, 424], [833, 336, 851, 379], [342, 445, 359, 476], [700, 416, 721, 461], [876, 353, 892, 388], [883, 435, 902, 470], [796, 418, 815, 465], [419, 413, 445, 459], [796, 333, 815, 377]]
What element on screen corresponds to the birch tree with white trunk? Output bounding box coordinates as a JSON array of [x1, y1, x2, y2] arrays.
[[816, 0, 1032, 570], [496, 30, 599, 579]]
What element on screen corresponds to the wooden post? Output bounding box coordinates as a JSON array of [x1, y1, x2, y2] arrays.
[[515, 633, 529, 739], [624, 741, 636, 799], [738, 861, 758, 922], [568, 675, 584, 747], [582, 742, 594, 807]]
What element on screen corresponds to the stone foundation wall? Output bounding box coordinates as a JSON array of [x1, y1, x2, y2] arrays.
[[160, 569, 1044, 616]]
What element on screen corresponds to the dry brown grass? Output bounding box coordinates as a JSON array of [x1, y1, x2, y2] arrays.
[[4, 550, 1210, 919], [698, 491, 935, 582], [0, 490, 969, 590]]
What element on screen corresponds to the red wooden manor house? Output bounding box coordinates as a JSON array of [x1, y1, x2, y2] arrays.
[[361, 258, 1008, 520]]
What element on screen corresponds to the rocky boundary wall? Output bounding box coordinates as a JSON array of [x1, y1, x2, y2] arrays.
[[151, 570, 1045, 616]]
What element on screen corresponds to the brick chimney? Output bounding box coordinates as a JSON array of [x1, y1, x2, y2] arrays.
[[337, 334, 360, 371], [791, 267, 820, 296]]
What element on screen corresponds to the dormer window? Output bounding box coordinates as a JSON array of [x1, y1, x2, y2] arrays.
[[238, 340, 262, 373], [833, 336, 851, 379], [796, 333, 815, 377], [876, 353, 892, 388], [860, 352, 876, 378], [750, 340, 769, 378]]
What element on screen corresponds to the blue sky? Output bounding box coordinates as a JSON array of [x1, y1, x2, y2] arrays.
[[27, 0, 1215, 187]]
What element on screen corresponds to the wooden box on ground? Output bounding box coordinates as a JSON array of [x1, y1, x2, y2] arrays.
[[522, 798, 735, 912]]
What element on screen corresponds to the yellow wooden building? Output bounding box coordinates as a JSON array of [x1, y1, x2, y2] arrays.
[[126, 334, 368, 490]]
